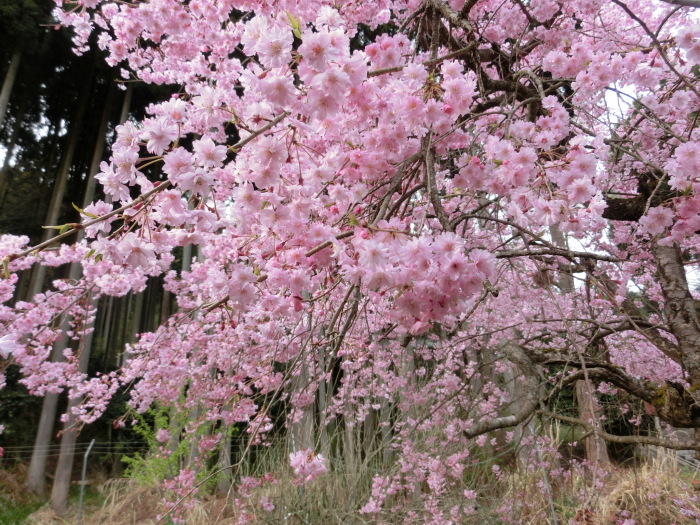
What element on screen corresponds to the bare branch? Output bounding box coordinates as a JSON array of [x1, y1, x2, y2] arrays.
[[4, 112, 291, 269], [495, 248, 620, 263], [368, 43, 477, 77]]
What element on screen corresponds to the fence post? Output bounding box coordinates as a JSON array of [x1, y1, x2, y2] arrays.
[[76, 439, 95, 525]]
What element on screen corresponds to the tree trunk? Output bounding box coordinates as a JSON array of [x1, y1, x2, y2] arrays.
[[362, 409, 377, 460], [82, 81, 116, 207], [26, 67, 92, 300], [291, 362, 315, 453], [0, 93, 29, 211], [50, 322, 94, 514], [550, 225, 610, 468], [26, 391, 61, 495], [26, 76, 108, 496], [343, 406, 356, 471], [0, 47, 22, 133], [317, 342, 330, 458], [45, 132, 108, 507], [575, 380, 610, 470], [215, 428, 233, 495], [501, 351, 534, 466], [651, 242, 700, 457], [99, 297, 115, 369], [379, 398, 393, 467], [118, 84, 133, 124]]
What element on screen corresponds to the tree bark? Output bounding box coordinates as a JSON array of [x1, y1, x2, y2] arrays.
[[25, 109, 89, 493], [26, 390, 61, 495], [0, 47, 22, 133], [651, 242, 700, 455], [317, 342, 330, 457], [291, 363, 315, 453], [658, 0, 700, 7], [652, 243, 700, 380]]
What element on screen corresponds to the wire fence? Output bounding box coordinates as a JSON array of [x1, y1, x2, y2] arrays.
[[0, 441, 149, 460]]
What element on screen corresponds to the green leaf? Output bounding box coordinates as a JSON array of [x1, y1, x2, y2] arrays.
[[286, 11, 302, 39], [42, 223, 76, 235], [73, 202, 100, 219]]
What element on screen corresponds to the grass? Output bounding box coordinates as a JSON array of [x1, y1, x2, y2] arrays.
[[0, 498, 43, 525], [0, 463, 106, 525], [0, 464, 42, 525], [4, 430, 700, 524]]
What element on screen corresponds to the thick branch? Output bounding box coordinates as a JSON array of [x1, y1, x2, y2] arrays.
[[555, 366, 659, 407], [620, 298, 682, 363], [538, 410, 700, 451], [652, 242, 700, 378], [602, 194, 646, 221], [429, 0, 473, 32], [424, 141, 454, 232], [658, 0, 700, 6], [547, 365, 700, 428], [463, 344, 541, 438]]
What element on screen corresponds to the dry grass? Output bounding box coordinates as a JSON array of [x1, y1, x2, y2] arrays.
[[0, 463, 29, 502], [593, 450, 700, 524], [83, 479, 162, 524]]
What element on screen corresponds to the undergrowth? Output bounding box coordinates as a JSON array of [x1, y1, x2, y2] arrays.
[[4, 435, 700, 524]]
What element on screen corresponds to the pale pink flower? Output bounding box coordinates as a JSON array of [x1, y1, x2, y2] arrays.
[[257, 25, 293, 69], [141, 118, 178, 155], [261, 73, 296, 108], [639, 207, 674, 236], [0, 335, 17, 359], [117, 234, 156, 268], [299, 32, 341, 71], [289, 450, 328, 484], [192, 138, 227, 168]]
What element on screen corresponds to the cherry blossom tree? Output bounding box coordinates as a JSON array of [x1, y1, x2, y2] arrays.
[[1, 0, 700, 520]]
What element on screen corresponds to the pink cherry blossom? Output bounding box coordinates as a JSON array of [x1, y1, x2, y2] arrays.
[[289, 450, 328, 485]]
